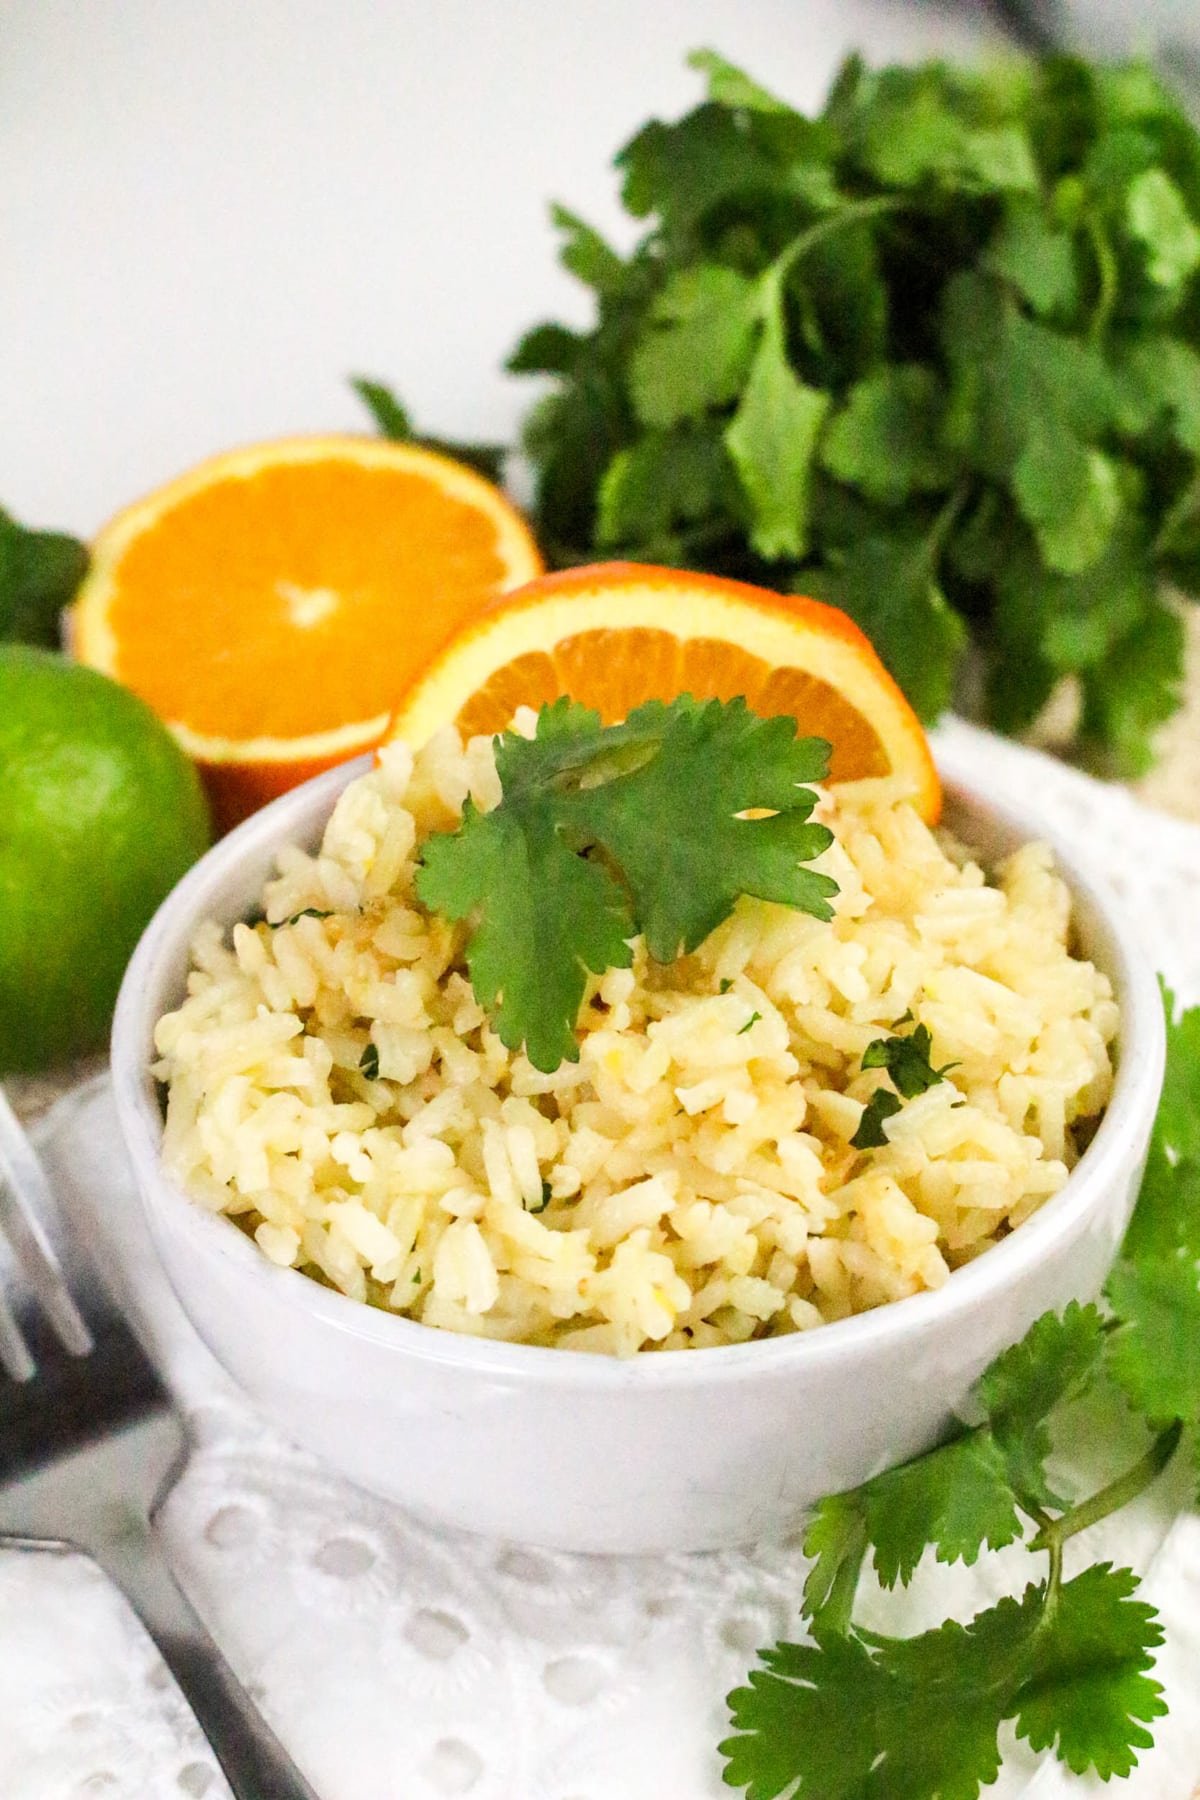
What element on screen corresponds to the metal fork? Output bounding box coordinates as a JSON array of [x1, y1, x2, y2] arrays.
[[0, 1087, 321, 1800]]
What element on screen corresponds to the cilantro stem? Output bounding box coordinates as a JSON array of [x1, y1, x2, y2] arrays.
[[1031, 1422, 1183, 1554], [1086, 216, 1118, 346], [760, 196, 906, 325], [924, 479, 971, 566], [1043, 1532, 1064, 1610], [1021, 1497, 1055, 1535], [821, 1530, 869, 1637]]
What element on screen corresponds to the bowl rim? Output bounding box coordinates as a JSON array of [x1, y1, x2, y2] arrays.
[[111, 742, 1165, 1389]]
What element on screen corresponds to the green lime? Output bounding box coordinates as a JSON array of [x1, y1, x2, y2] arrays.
[[0, 647, 211, 1071]]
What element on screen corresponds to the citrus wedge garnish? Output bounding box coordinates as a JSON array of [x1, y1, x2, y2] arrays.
[[72, 436, 543, 829], [387, 562, 940, 822]]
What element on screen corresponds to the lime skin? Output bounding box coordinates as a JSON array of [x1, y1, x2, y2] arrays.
[[0, 647, 211, 1071]]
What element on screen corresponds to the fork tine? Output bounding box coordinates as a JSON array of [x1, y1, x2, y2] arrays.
[[0, 1088, 93, 1358], [0, 1201, 35, 1381], [0, 1287, 35, 1383]]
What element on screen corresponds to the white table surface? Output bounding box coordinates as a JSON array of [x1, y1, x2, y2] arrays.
[[1, 0, 1004, 536]]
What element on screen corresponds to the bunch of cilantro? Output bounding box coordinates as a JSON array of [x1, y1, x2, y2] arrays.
[[721, 985, 1200, 1798], [506, 49, 1200, 773]]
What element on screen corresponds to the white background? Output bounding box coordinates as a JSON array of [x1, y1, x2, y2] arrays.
[[2, 0, 1004, 537]]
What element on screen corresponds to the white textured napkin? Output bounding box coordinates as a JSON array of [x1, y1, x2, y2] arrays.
[[7, 720, 1200, 1800]]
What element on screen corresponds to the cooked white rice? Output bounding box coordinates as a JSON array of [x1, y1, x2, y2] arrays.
[[153, 722, 1118, 1355]]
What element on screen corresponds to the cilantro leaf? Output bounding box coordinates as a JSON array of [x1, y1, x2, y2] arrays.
[[351, 376, 505, 483], [802, 522, 967, 722], [983, 198, 1079, 314], [505, 322, 585, 378], [1106, 1258, 1200, 1424], [722, 1630, 882, 1800], [805, 1316, 1105, 1596], [1121, 1138, 1200, 1266], [861, 1021, 955, 1098], [417, 699, 836, 1069], [820, 366, 957, 506], [0, 507, 88, 647], [1126, 169, 1200, 289], [629, 265, 759, 429], [851, 67, 1036, 194], [726, 302, 829, 561], [985, 505, 1152, 683], [1113, 988, 1200, 1277], [417, 794, 635, 1073], [800, 1492, 867, 1624], [496, 692, 606, 767], [978, 1301, 1107, 1507], [595, 428, 733, 552], [872, 1591, 1047, 1793], [980, 1301, 1108, 1424], [351, 376, 413, 439], [796, 214, 890, 383], [550, 204, 628, 297], [1153, 981, 1200, 1167], [1012, 429, 1120, 574], [520, 374, 628, 561], [1111, 336, 1200, 455], [889, 1570, 1163, 1786], [687, 49, 789, 116], [616, 104, 776, 237], [858, 1430, 1026, 1587], [1013, 1564, 1166, 1778], [565, 699, 836, 961], [852, 1088, 912, 1142], [941, 273, 1117, 484], [983, 505, 1165, 753], [850, 1088, 902, 1149], [1079, 598, 1186, 776], [1107, 990, 1200, 1418], [529, 1180, 552, 1215]]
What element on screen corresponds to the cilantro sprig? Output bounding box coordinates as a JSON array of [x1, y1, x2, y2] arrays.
[[507, 49, 1200, 770], [416, 696, 838, 1071], [722, 984, 1200, 1797]]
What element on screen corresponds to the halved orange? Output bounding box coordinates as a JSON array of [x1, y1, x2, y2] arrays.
[[72, 436, 543, 830], [387, 562, 940, 822]]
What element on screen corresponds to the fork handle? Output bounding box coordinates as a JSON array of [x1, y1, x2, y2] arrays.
[[98, 1521, 322, 1800]]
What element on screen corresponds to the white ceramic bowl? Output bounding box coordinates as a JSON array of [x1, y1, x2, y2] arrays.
[[111, 748, 1164, 1554]]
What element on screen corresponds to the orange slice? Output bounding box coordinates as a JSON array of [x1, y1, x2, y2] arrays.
[[388, 562, 940, 822], [72, 436, 543, 830]]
